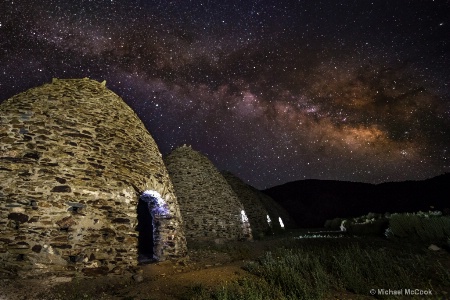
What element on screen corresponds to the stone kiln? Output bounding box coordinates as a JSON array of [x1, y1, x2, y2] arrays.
[[221, 171, 273, 237], [258, 192, 296, 230], [0, 78, 187, 278], [222, 171, 295, 234], [164, 145, 252, 242]]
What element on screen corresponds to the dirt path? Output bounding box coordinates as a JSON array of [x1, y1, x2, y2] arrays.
[[120, 261, 248, 300], [0, 257, 251, 300]]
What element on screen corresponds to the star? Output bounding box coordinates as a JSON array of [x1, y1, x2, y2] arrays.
[[0, 0, 449, 188]]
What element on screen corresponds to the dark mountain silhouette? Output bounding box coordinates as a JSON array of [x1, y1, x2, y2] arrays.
[[262, 173, 450, 228]]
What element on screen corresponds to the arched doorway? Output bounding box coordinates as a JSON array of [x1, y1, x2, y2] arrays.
[[137, 197, 154, 264], [137, 190, 172, 263]]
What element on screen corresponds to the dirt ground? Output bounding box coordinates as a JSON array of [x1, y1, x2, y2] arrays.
[[0, 239, 270, 300]]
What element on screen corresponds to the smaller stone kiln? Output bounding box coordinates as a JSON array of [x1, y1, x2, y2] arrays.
[[164, 145, 252, 242]]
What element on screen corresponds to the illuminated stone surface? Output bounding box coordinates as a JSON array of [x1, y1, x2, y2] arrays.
[[0, 78, 187, 278], [221, 172, 272, 237], [164, 145, 252, 242], [222, 171, 295, 234], [221, 171, 272, 237]]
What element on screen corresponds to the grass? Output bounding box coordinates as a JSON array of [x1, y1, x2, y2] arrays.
[[389, 214, 450, 243], [188, 239, 255, 261], [38, 231, 450, 299], [194, 238, 450, 299]]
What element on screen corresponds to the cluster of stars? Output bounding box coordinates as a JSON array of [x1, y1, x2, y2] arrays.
[[0, 0, 449, 189]]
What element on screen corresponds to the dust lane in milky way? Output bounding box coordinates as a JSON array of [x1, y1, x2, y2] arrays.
[[0, 0, 449, 188]]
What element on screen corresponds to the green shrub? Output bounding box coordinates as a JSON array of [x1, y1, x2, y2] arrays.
[[214, 278, 285, 300], [388, 214, 450, 243], [327, 244, 416, 294], [189, 284, 215, 300], [346, 219, 389, 236], [244, 250, 332, 299]]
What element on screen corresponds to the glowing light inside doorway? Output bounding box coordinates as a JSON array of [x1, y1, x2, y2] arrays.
[[241, 210, 249, 223], [279, 217, 285, 228], [267, 215, 272, 226]]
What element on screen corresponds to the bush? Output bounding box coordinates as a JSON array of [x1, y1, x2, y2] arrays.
[[388, 214, 450, 243], [214, 278, 285, 300], [346, 219, 389, 236], [327, 244, 416, 294], [243, 250, 332, 299]]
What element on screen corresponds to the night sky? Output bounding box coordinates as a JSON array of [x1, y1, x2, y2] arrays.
[[1, 0, 449, 189]]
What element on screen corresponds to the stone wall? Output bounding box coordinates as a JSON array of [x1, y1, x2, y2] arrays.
[[164, 145, 252, 242], [0, 78, 187, 278], [221, 171, 272, 238]]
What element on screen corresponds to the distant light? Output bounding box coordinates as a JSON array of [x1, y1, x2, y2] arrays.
[[241, 210, 249, 223], [279, 217, 285, 228], [266, 214, 272, 226], [294, 234, 345, 239]]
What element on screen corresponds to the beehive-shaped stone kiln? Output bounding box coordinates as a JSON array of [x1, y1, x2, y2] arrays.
[[222, 171, 295, 234], [0, 78, 187, 278], [164, 145, 252, 242], [221, 171, 272, 237], [258, 192, 296, 230]]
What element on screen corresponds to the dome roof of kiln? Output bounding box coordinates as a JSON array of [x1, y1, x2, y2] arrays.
[[164, 145, 252, 241]]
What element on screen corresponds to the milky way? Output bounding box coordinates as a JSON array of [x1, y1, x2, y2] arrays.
[[1, 0, 449, 188]]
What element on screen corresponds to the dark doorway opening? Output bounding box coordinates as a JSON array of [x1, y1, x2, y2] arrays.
[[137, 198, 154, 264]]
